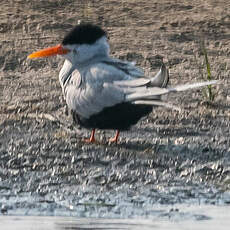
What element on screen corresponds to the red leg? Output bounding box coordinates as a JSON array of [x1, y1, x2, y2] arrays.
[[109, 130, 120, 143], [83, 129, 96, 143]]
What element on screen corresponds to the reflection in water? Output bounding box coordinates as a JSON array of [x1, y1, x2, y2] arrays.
[[0, 205, 230, 230]]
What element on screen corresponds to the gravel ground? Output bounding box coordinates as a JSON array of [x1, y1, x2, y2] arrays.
[[0, 0, 230, 217]]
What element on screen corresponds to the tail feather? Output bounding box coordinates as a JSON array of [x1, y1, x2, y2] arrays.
[[125, 80, 219, 102], [171, 80, 218, 92], [133, 100, 181, 111]]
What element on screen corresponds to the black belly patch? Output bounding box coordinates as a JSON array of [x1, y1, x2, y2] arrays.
[[71, 103, 152, 130]]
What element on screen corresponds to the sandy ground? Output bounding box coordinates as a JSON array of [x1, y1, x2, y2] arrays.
[[0, 0, 230, 216]]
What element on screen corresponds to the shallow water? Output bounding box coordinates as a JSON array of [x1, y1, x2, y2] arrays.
[[1, 188, 230, 229], [0, 204, 230, 230]]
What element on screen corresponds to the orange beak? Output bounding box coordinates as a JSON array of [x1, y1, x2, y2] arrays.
[[27, 44, 70, 59]]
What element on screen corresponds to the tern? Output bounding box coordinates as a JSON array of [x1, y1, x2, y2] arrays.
[[28, 24, 218, 143]]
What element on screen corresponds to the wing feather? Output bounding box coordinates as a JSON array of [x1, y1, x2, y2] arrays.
[[102, 58, 144, 77], [113, 78, 150, 87], [64, 60, 219, 119], [125, 80, 219, 101], [133, 100, 181, 111]]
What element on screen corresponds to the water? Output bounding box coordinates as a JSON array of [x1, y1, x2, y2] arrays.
[[1, 184, 230, 229], [0, 204, 230, 230]]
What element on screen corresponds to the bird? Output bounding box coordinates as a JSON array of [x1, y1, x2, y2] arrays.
[[28, 23, 218, 143]]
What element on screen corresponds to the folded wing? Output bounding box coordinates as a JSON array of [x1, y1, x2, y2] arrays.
[[64, 62, 218, 119]]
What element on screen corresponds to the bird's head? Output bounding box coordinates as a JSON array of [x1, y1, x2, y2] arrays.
[[28, 24, 109, 65]]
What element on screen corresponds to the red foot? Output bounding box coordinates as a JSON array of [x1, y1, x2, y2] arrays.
[[83, 129, 96, 143], [109, 130, 120, 143]]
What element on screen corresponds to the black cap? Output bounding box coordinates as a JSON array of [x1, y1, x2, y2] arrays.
[[62, 24, 107, 45]]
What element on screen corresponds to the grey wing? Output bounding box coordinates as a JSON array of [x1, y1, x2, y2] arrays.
[[102, 58, 169, 88], [64, 69, 125, 119], [63, 64, 218, 118], [64, 62, 167, 119], [112, 77, 218, 111], [102, 58, 144, 78], [64, 63, 172, 119]]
